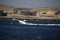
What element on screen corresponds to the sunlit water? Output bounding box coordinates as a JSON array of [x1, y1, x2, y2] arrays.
[[0, 19, 60, 40]]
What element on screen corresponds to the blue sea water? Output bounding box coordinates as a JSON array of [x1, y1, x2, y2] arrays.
[[0, 19, 60, 40]]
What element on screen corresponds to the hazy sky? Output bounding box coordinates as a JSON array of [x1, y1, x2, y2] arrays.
[[0, 0, 60, 8]]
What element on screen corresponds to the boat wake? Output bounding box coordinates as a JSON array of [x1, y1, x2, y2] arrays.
[[12, 19, 60, 26]]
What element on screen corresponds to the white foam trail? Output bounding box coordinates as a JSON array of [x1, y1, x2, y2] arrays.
[[18, 20, 60, 26], [12, 19, 60, 26]]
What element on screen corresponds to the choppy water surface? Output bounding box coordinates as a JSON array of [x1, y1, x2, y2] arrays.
[[0, 19, 60, 40]]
